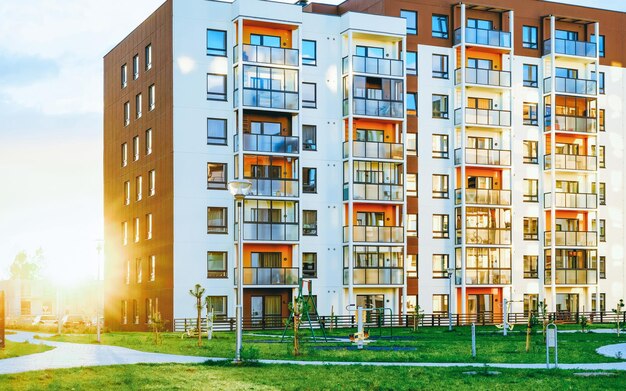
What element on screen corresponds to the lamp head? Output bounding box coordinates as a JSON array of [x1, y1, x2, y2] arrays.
[[228, 180, 252, 199]]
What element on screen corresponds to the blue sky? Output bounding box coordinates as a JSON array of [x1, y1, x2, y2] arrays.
[[0, 0, 623, 280]]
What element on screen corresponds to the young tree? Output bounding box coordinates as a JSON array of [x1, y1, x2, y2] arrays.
[[189, 284, 205, 346], [9, 248, 43, 280], [612, 299, 625, 337]]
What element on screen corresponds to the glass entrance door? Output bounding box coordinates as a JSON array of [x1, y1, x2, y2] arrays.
[[251, 296, 263, 325], [468, 294, 493, 322]]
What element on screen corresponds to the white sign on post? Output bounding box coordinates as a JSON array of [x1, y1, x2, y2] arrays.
[[547, 328, 556, 348]]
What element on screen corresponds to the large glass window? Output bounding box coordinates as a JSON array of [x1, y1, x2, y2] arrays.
[[250, 34, 281, 47], [524, 255, 538, 278], [302, 125, 317, 151], [522, 26, 538, 49], [432, 15, 448, 38], [523, 140, 538, 164], [407, 93, 417, 114], [523, 102, 538, 125], [302, 82, 316, 108], [207, 29, 227, 56], [303, 253, 317, 278], [433, 294, 448, 313], [432, 94, 449, 118], [303, 210, 317, 236], [207, 118, 227, 145], [432, 174, 449, 199], [433, 214, 449, 238], [302, 40, 317, 66], [207, 252, 227, 278], [400, 10, 417, 35], [432, 134, 449, 158], [591, 34, 605, 57], [207, 207, 227, 234], [303, 167, 317, 193], [207, 163, 227, 190], [523, 217, 538, 240], [523, 64, 538, 87], [207, 74, 227, 100], [432, 54, 448, 78], [432, 254, 449, 278], [406, 51, 417, 74], [523, 179, 538, 202]]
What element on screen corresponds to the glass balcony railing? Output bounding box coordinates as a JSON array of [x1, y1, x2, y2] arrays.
[[544, 115, 597, 133], [239, 267, 299, 286], [455, 188, 511, 206], [344, 267, 404, 285], [343, 141, 404, 160], [456, 269, 512, 285], [543, 39, 597, 58], [243, 222, 299, 241], [343, 55, 403, 77], [544, 154, 597, 171], [545, 231, 597, 247], [246, 178, 298, 197], [236, 88, 299, 110], [454, 27, 511, 48], [345, 183, 403, 202], [545, 268, 597, 285], [544, 192, 597, 209], [234, 44, 299, 67], [344, 226, 403, 243], [455, 108, 511, 127], [454, 148, 511, 166], [455, 68, 511, 87], [234, 133, 299, 154], [460, 228, 512, 245], [345, 98, 404, 118], [544, 77, 597, 95]]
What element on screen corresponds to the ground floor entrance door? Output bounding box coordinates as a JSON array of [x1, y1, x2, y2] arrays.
[[468, 294, 493, 323]]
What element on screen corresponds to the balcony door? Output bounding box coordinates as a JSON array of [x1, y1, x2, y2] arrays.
[[467, 136, 493, 149], [251, 252, 281, 268], [250, 34, 281, 48], [555, 143, 579, 155], [251, 295, 282, 326], [467, 97, 493, 110], [250, 121, 281, 135], [356, 212, 384, 226], [555, 180, 578, 193], [467, 58, 492, 70], [467, 176, 493, 189], [556, 293, 579, 313], [555, 30, 578, 41], [355, 45, 384, 58], [356, 129, 384, 142], [468, 294, 493, 322], [555, 218, 579, 232]]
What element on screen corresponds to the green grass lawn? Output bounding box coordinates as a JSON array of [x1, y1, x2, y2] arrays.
[[0, 341, 53, 360], [1, 362, 626, 390], [39, 325, 626, 364]]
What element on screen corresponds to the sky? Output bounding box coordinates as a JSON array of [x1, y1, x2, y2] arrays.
[[0, 0, 624, 281]]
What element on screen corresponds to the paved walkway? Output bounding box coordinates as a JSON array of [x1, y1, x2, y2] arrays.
[[2, 331, 626, 374]]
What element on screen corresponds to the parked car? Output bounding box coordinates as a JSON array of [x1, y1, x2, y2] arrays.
[[61, 314, 89, 328], [32, 315, 58, 326]]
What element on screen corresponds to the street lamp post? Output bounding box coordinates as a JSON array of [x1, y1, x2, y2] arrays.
[[228, 180, 252, 363], [96, 242, 103, 343], [447, 267, 454, 331]]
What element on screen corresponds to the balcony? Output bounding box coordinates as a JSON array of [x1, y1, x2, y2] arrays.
[[544, 115, 596, 133], [240, 267, 299, 286], [235, 133, 299, 154], [345, 183, 403, 202], [343, 267, 404, 285], [455, 108, 511, 127], [243, 222, 299, 241], [246, 178, 298, 198], [343, 55, 403, 77], [455, 68, 511, 88], [544, 192, 597, 209], [454, 148, 511, 166], [544, 77, 597, 96], [543, 39, 596, 58], [544, 231, 597, 247], [545, 268, 597, 285], [234, 44, 299, 67], [454, 27, 511, 48], [455, 188, 511, 206], [237, 88, 299, 111], [344, 226, 403, 243], [456, 269, 512, 285], [343, 141, 403, 160], [344, 98, 404, 118], [544, 154, 597, 171], [460, 228, 511, 245]]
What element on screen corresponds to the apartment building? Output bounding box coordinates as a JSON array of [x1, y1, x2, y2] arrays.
[[103, 0, 626, 330]]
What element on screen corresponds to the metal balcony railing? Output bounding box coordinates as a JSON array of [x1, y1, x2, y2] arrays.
[[243, 222, 299, 241], [344, 226, 404, 243], [544, 77, 597, 95], [544, 115, 597, 133], [234, 133, 299, 154], [544, 231, 597, 247], [454, 27, 511, 48], [545, 268, 598, 285], [544, 192, 597, 209], [454, 148, 511, 166], [234, 44, 299, 67], [543, 38, 597, 58], [236, 88, 299, 110], [345, 183, 403, 202], [455, 67, 511, 87], [238, 267, 299, 286], [345, 98, 404, 118], [343, 141, 404, 160], [455, 108, 511, 127], [343, 267, 404, 285], [455, 188, 511, 206], [343, 55, 403, 77], [543, 154, 597, 171]]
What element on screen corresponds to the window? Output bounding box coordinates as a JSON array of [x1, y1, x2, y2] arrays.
[[207, 207, 227, 234], [591, 34, 605, 57], [523, 255, 538, 278], [593, 182, 606, 205], [432, 174, 449, 198], [523, 140, 538, 164], [302, 125, 317, 151], [432, 294, 448, 313], [407, 214, 417, 237], [149, 170, 156, 196], [250, 34, 281, 47], [133, 136, 139, 161], [406, 51, 417, 74], [121, 64, 127, 88], [149, 255, 156, 282], [207, 252, 227, 278], [132, 299, 139, 324], [599, 146, 605, 168], [523, 217, 538, 240], [302, 40, 316, 66], [133, 54, 139, 79], [205, 296, 227, 317], [468, 18, 493, 30], [406, 133, 416, 152], [303, 253, 317, 278], [148, 84, 155, 110], [432, 134, 449, 158], [599, 256, 606, 279], [432, 254, 449, 278], [303, 210, 317, 235], [124, 181, 130, 205], [207, 163, 227, 190], [592, 71, 605, 94], [302, 82, 316, 108], [407, 93, 417, 114], [406, 174, 417, 197], [401, 10, 417, 35], [121, 143, 128, 167], [145, 298, 153, 323], [523, 64, 538, 87], [124, 101, 130, 126], [207, 74, 227, 100], [146, 213, 152, 240], [206, 29, 227, 56], [599, 109, 605, 131], [207, 118, 227, 145], [121, 300, 128, 324], [134, 217, 140, 243], [432, 214, 449, 239], [432, 94, 448, 118], [523, 179, 538, 202], [122, 221, 128, 245], [145, 129, 152, 155], [592, 293, 606, 312], [599, 219, 606, 242], [523, 102, 538, 125], [524, 294, 539, 315], [135, 93, 142, 119], [303, 167, 317, 193], [145, 44, 152, 70], [432, 54, 448, 78], [522, 26, 538, 49], [432, 15, 448, 38], [125, 260, 130, 284], [355, 46, 384, 58], [135, 175, 142, 201]]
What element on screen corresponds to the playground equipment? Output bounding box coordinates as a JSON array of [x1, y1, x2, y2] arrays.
[[495, 298, 520, 335], [345, 304, 394, 349], [281, 278, 327, 343]]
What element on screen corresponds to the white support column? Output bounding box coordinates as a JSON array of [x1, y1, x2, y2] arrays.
[[460, 3, 467, 316], [401, 35, 408, 319], [549, 15, 557, 312], [347, 31, 355, 309], [507, 9, 515, 311], [594, 21, 601, 314]]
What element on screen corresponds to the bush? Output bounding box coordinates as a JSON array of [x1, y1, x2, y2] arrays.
[[240, 346, 260, 363]]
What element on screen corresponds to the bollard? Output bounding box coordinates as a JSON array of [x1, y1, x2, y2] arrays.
[[471, 323, 476, 358]]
